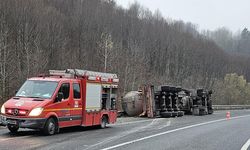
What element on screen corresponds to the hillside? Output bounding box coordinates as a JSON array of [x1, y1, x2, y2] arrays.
[[0, 0, 250, 104], [204, 27, 250, 54]]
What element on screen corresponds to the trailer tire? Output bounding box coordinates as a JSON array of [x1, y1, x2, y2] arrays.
[[43, 118, 57, 135], [160, 111, 172, 118], [7, 124, 19, 134], [171, 112, 178, 117], [208, 109, 213, 114], [177, 111, 184, 117], [100, 116, 108, 129]]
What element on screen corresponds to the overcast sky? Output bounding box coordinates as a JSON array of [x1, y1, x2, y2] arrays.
[[115, 0, 249, 32]]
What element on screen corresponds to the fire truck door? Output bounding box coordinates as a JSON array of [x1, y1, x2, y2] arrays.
[[49, 82, 71, 127], [71, 82, 82, 124]]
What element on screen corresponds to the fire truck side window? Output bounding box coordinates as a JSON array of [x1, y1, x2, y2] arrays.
[[73, 83, 81, 99], [59, 83, 70, 99]]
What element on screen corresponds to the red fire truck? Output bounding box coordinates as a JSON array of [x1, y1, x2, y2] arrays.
[[0, 69, 119, 135]]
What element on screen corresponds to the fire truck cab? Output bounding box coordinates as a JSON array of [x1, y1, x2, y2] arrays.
[[0, 69, 118, 135]]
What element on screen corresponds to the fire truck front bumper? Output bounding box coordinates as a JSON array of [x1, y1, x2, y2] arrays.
[[0, 115, 46, 129]]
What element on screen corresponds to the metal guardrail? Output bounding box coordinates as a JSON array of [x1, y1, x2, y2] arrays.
[[213, 105, 250, 110]]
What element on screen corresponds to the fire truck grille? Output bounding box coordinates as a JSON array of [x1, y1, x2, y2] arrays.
[[6, 108, 28, 116]]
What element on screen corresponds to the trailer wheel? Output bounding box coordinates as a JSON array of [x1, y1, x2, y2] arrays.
[[43, 118, 57, 135], [171, 112, 178, 117], [208, 109, 213, 114], [177, 111, 184, 117], [160, 111, 172, 118], [100, 116, 108, 129], [7, 124, 19, 134]]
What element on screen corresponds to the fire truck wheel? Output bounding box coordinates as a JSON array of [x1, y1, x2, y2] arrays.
[[100, 116, 108, 129], [43, 118, 57, 135], [7, 124, 19, 133]]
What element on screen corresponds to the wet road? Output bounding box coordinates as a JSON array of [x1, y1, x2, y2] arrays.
[[0, 110, 250, 150]]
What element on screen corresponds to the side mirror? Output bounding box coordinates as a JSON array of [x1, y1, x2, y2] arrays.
[[56, 92, 64, 102]]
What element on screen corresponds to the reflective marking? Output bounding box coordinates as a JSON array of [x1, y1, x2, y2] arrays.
[[86, 107, 100, 109], [44, 108, 82, 111], [58, 115, 82, 122], [241, 139, 250, 150], [102, 114, 250, 150]]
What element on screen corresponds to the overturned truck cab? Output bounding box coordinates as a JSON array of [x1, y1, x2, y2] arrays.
[[191, 89, 213, 115]]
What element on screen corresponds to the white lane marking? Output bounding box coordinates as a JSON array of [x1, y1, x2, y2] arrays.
[[86, 118, 165, 150], [110, 118, 164, 126], [157, 120, 171, 130], [101, 114, 250, 150], [213, 112, 225, 115], [241, 139, 250, 150]]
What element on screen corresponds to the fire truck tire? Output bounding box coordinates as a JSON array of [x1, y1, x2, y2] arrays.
[[43, 118, 57, 135], [7, 124, 19, 133], [100, 116, 108, 129]]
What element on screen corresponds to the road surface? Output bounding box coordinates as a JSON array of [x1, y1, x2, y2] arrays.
[[0, 110, 250, 150]]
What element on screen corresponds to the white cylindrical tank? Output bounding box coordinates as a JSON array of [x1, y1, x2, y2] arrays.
[[122, 91, 143, 116]]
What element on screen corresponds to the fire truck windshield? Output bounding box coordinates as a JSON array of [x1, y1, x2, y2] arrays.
[[15, 80, 58, 99]]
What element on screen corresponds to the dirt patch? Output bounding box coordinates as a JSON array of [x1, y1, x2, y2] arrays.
[[116, 116, 151, 124]]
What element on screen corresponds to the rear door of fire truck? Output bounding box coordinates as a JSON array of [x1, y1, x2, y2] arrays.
[[84, 81, 102, 126]]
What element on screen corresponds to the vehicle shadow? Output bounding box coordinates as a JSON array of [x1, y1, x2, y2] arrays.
[[1, 125, 109, 137]]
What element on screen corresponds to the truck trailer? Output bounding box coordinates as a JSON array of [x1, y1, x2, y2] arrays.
[[122, 85, 213, 117]]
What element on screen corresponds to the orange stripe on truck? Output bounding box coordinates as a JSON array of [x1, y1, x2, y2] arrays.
[[44, 108, 82, 112]]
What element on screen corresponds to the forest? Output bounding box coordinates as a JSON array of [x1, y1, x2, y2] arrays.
[[0, 0, 250, 105]]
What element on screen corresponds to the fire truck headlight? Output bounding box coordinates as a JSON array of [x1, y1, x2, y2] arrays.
[[1, 105, 5, 114], [29, 107, 43, 116]]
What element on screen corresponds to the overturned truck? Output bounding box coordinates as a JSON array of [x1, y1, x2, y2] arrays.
[[154, 85, 184, 117], [177, 88, 213, 115], [122, 85, 213, 118]]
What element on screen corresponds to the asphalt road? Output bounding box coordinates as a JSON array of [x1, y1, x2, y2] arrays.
[[0, 110, 250, 150]]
